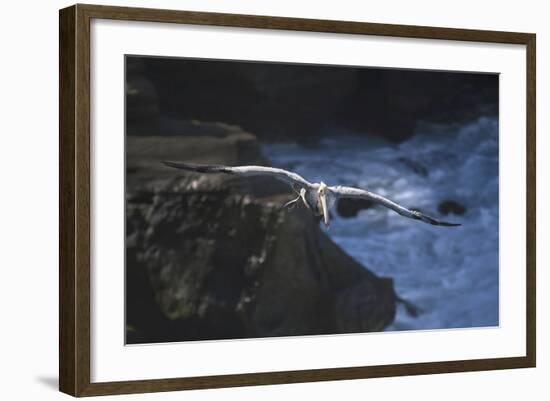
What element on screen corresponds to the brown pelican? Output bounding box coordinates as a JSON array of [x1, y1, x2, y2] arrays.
[[162, 161, 461, 228]]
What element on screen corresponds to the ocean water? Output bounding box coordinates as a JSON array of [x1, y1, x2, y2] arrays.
[[263, 117, 499, 331]]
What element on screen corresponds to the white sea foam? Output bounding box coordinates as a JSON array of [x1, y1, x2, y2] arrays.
[[263, 117, 499, 330]]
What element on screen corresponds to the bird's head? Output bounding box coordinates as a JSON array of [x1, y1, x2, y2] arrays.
[[317, 182, 330, 227]]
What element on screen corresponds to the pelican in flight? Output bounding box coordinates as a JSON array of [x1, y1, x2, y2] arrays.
[[162, 162, 461, 228]]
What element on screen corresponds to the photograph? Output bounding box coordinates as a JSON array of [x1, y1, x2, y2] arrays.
[[124, 55, 499, 345]]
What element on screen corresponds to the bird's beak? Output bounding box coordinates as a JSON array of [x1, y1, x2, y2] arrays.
[[320, 192, 329, 227]]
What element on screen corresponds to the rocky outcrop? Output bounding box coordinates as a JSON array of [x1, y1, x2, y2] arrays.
[[126, 124, 397, 343], [438, 200, 467, 216], [125, 121, 274, 194], [127, 56, 498, 142], [336, 197, 376, 218]]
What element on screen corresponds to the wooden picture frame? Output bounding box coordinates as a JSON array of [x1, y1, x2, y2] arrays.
[[59, 3, 536, 397]]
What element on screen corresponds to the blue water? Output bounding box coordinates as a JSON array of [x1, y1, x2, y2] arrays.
[[263, 117, 499, 331]]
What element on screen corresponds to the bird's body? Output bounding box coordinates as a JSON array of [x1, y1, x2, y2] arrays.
[[162, 161, 461, 228], [290, 183, 331, 220]]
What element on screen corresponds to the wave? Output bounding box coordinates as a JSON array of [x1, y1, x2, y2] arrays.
[[263, 117, 499, 330]]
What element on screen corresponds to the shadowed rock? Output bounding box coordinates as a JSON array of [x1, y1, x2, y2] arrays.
[[125, 124, 397, 343], [127, 56, 498, 142], [336, 197, 377, 218], [438, 200, 467, 216]]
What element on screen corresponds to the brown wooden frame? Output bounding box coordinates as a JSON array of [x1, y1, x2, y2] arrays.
[[59, 3, 536, 397]]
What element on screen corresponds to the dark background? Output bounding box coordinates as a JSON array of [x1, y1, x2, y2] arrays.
[[127, 56, 498, 142]]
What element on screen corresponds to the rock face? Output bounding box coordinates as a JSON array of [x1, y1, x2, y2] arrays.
[[126, 124, 397, 343], [127, 56, 498, 142], [336, 197, 377, 218], [438, 200, 467, 216], [126, 58, 160, 136]]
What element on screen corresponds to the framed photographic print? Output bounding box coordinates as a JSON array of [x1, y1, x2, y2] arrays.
[[59, 4, 536, 397]]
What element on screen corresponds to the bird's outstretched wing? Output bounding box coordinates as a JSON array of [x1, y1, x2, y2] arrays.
[[162, 161, 313, 188], [329, 185, 461, 227]]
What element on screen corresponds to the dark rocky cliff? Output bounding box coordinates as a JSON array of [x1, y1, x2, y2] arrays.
[[126, 56, 498, 142], [125, 123, 397, 343]]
